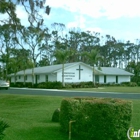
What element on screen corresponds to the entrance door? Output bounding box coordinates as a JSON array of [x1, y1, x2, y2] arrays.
[[104, 75, 106, 83]]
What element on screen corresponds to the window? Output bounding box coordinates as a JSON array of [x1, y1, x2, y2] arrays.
[[19, 76, 21, 79], [116, 76, 118, 83], [46, 75, 48, 82], [95, 75, 99, 83], [104, 75, 106, 83]]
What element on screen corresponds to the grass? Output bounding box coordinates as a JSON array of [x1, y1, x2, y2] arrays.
[[65, 86, 140, 93], [0, 94, 68, 140], [0, 93, 140, 140]]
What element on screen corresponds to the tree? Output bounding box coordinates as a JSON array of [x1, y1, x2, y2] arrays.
[[9, 48, 32, 84], [126, 61, 140, 84], [0, 0, 20, 25], [54, 49, 70, 87], [83, 49, 101, 86], [23, 26, 47, 86], [0, 24, 17, 79], [0, 0, 51, 26]]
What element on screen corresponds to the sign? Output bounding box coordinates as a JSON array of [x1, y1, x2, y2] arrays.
[[64, 72, 75, 80], [127, 127, 140, 140]]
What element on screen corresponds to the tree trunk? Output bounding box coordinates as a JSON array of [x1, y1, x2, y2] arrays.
[[93, 67, 95, 87], [32, 63, 35, 87], [62, 63, 65, 87], [23, 69, 25, 86]]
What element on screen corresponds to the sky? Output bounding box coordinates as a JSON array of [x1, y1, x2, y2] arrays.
[[1, 0, 140, 43]]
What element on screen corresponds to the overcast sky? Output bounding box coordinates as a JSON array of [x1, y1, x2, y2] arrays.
[[1, 0, 140, 43]]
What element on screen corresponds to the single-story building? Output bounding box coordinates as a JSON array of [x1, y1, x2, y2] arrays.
[[9, 62, 134, 84]]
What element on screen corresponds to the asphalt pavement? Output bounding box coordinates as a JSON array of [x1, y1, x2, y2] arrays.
[[0, 88, 140, 99]]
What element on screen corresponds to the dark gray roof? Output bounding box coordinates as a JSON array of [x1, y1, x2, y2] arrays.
[[94, 67, 134, 76]]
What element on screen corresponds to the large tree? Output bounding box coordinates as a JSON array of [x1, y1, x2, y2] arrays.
[[0, 24, 17, 79]]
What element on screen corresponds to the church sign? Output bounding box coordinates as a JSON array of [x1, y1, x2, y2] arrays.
[[64, 72, 75, 80]]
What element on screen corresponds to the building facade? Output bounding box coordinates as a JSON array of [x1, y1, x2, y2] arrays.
[[9, 62, 133, 84]]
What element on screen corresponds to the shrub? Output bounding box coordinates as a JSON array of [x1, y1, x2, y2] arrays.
[[37, 81, 63, 89], [59, 98, 132, 140], [52, 108, 60, 122], [0, 120, 9, 140], [25, 82, 33, 88], [37, 82, 46, 88], [129, 82, 137, 87], [10, 82, 33, 88], [121, 82, 137, 87], [138, 82, 140, 86], [59, 98, 81, 132]]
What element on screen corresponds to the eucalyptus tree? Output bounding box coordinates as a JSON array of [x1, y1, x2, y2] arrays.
[[115, 42, 125, 68], [79, 31, 100, 63], [22, 26, 48, 85], [9, 48, 32, 84], [123, 41, 134, 67], [100, 35, 117, 67], [38, 28, 53, 65], [135, 39, 140, 62], [126, 61, 140, 84], [0, 24, 17, 79], [66, 30, 82, 62], [0, 0, 50, 25], [51, 23, 66, 50], [0, 0, 20, 25]]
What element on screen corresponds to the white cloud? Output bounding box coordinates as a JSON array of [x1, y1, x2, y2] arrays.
[[67, 15, 86, 29], [47, 0, 140, 19]]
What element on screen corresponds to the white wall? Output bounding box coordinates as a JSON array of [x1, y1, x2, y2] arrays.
[[57, 64, 92, 83], [99, 75, 131, 84], [10, 73, 57, 83], [118, 75, 130, 83], [48, 74, 57, 81], [36, 74, 45, 83], [107, 75, 116, 83]]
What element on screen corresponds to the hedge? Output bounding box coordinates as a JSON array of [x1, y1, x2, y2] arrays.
[[10, 81, 63, 89], [59, 97, 132, 140]]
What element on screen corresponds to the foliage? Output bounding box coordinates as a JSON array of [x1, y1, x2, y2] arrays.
[[64, 82, 94, 88], [0, 120, 9, 140], [0, 94, 140, 140], [121, 82, 137, 87], [52, 108, 60, 122], [60, 97, 132, 140], [37, 81, 63, 89], [10, 81, 63, 89]]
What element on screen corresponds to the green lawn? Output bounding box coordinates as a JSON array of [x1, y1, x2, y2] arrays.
[[65, 86, 140, 93], [0, 94, 140, 140]]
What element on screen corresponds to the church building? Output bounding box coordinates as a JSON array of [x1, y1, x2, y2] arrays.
[[9, 62, 134, 84]]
